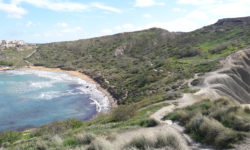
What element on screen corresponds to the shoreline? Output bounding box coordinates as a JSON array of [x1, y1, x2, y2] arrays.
[[0, 65, 117, 110]]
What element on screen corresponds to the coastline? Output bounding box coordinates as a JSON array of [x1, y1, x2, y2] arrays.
[[0, 66, 117, 110]]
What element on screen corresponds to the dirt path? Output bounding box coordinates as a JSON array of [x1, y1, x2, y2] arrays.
[[107, 93, 212, 150], [149, 93, 214, 150], [24, 48, 37, 66]]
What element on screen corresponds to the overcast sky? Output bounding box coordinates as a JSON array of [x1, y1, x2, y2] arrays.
[[0, 0, 250, 43]]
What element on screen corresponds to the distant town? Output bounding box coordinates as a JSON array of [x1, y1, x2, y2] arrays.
[[0, 40, 28, 48], [0, 40, 35, 51]]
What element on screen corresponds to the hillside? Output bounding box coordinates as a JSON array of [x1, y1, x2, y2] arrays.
[[0, 16, 250, 150], [28, 16, 250, 105], [0, 41, 35, 67]]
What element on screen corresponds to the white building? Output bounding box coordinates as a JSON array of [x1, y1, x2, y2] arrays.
[[0, 40, 27, 48]]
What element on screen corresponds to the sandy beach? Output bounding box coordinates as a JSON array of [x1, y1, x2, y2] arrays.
[[0, 66, 117, 109]]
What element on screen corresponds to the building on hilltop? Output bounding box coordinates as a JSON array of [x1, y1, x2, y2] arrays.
[[0, 40, 27, 49]]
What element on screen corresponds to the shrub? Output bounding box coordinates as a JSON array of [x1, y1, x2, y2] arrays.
[[164, 109, 194, 125], [0, 131, 22, 146], [34, 118, 82, 136], [111, 105, 137, 121], [76, 133, 96, 145], [123, 132, 187, 150], [87, 138, 113, 150], [186, 114, 241, 148], [244, 107, 250, 114], [209, 45, 228, 54], [154, 134, 181, 149], [165, 99, 250, 148], [63, 138, 78, 147], [211, 106, 250, 132], [124, 136, 153, 150], [36, 141, 48, 150], [139, 119, 158, 127]]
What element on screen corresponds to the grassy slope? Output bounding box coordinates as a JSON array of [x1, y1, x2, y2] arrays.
[[1, 17, 250, 149], [0, 47, 34, 67], [164, 99, 250, 148], [28, 18, 250, 106], [1, 104, 167, 149]]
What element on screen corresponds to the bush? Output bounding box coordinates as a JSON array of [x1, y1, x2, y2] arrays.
[[139, 119, 158, 127], [87, 138, 113, 150], [124, 136, 153, 150], [0, 131, 22, 146], [63, 138, 78, 147], [34, 118, 83, 136], [165, 99, 247, 148], [123, 132, 187, 150], [76, 133, 96, 145], [186, 114, 241, 148], [164, 109, 194, 125], [244, 107, 250, 114], [154, 134, 181, 149], [36, 141, 48, 150], [209, 45, 228, 54], [111, 105, 137, 121], [211, 106, 250, 132]]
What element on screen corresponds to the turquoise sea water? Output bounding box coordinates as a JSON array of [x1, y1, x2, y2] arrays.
[[0, 70, 110, 132]]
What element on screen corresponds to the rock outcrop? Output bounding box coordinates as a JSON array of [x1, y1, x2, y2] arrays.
[[195, 48, 250, 104]]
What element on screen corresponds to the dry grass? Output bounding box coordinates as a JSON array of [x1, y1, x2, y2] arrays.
[[123, 130, 188, 150], [165, 98, 248, 148], [87, 138, 113, 150], [75, 133, 96, 145], [186, 114, 241, 148]]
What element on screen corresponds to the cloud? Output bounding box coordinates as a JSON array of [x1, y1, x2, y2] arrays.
[[114, 24, 135, 31], [56, 22, 68, 28], [0, 0, 122, 18], [101, 29, 113, 34], [134, 0, 165, 7], [25, 21, 39, 27], [177, 0, 218, 5], [61, 27, 82, 33], [174, 0, 250, 29], [33, 26, 84, 42], [91, 2, 122, 13], [100, 24, 136, 36], [0, 2, 26, 18], [172, 8, 186, 13], [12, 0, 88, 12], [143, 14, 152, 18]]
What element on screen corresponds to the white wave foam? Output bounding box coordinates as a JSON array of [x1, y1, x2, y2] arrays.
[[7, 70, 111, 112], [37, 90, 77, 100], [29, 81, 53, 88]]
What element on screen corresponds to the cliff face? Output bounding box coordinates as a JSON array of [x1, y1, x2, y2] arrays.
[[195, 48, 250, 104]]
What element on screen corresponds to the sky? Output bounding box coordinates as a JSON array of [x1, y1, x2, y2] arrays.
[[0, 0, 250, 43]]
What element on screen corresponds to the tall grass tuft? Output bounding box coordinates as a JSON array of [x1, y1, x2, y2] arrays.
[[186, 114, 242, 148], [87, 138, 113, 150], [123, 131, 187, 150]]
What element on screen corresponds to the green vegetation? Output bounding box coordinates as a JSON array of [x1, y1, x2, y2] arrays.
[[0, 104, 167, 149], [110, 104, 137, 121], [164, 99, 250, 148], [0, 131, 22, 145], [1, 17, 250, 149], [123, 131, 186, 150], [27, 19, 250, 106], [0, 47, 35, 67]]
